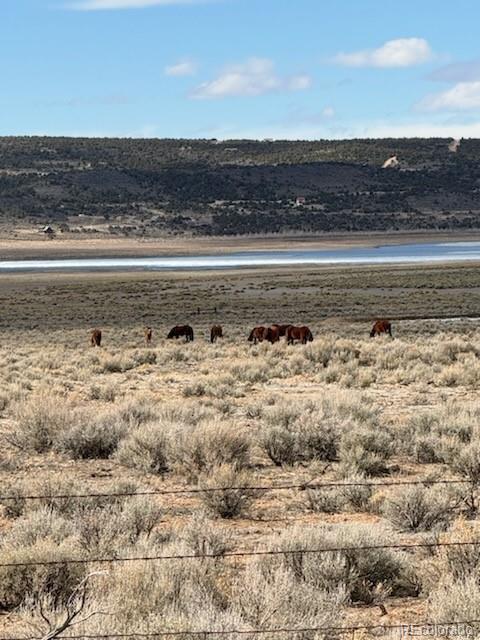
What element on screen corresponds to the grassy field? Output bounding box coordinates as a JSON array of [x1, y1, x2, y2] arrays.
[[0, 262, 479, 638]]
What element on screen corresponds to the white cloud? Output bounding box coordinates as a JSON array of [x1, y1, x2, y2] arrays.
[[322, 106, 335, 118], [66, 0, 206, 10], [334, 38, 433, 68], [165, 59, 197, 77], [418, 81, 480, 111], [191, 58, 312, 99]]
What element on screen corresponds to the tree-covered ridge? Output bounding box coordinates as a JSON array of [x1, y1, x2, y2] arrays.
[[0, 136, 479, 235]]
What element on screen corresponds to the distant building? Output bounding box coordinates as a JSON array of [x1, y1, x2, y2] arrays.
[[41, 225, 55, 238], [295, 196, 306, 207], [448, 139, 461, 153], [382, 155, 399, 169]]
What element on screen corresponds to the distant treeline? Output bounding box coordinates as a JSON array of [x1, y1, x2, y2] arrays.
[[0, 136, 479, 235]]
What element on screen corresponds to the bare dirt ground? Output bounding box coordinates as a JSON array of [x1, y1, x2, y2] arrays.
[[0, 262, 479, 637], [1, 229, 480, 259]]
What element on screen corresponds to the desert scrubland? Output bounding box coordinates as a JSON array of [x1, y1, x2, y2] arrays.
[[0, 262, 479, 638]]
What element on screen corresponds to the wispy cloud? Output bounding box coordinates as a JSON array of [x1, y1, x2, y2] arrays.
[[333, 38, 433, 68], [190, 58, 312, 99], [429, 58, 480, 83], [418, 81, 480, 111], [41, 94, 131, 107], [66, 0, 208, 10], [165, 59, 197, 77]]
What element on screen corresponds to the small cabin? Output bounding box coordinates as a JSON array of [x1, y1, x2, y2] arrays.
[[41, 225, 56, 238], [295, 196, 306, 207]]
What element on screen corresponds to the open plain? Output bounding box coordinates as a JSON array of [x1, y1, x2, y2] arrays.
[[0, 261, 479, 638]]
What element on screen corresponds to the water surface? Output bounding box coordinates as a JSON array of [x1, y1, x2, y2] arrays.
[[1, 241, 479, 272]]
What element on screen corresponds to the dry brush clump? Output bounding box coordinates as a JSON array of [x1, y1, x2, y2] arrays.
[[381, 484, 462, 532], [11, 395, 160, 460], [258, 392, 378, 468], [0, 508, 85, 610], [117, 406, 251, 482], [256, 522, 419, 606], [402, 401, 480, 467], [305, 472, 374, 514], [198, 464, 256, 519], [426, 521, 480, 629]]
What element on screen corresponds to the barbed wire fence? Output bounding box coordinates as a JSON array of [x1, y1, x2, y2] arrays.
[[1, 478, 479, 638]]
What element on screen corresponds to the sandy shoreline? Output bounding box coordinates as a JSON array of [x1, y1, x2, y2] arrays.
[[0, 230, 479, 260]]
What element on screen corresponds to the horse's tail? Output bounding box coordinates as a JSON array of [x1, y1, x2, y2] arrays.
[[189, 327, 194, 341], [167, 327, 175, 339], [248, 329, 255, 342]]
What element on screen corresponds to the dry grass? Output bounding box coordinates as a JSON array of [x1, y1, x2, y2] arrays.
[[0, 264, 479, 636]]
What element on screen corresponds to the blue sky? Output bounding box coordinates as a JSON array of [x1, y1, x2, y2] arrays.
[[2, 0, 480, 139]]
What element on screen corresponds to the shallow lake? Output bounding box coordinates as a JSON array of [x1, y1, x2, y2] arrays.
[[1, 241, 480, 272]]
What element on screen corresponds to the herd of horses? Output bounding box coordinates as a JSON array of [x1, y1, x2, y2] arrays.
[[89, 319, 392, 347]]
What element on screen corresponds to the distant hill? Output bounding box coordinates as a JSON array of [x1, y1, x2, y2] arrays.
[[0, 136, 479, 236]]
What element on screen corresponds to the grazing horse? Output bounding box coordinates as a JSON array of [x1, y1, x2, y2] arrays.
[[90, 329, 102, 347], [370, 319, 393, 338], [210, 325, 223, 343], [287, 325, 314, 345], [271, 324, 292, 337], [144, 327, 153, 345], [264, 325, 281, 344], [167, 325, 194, 342], [248, 326, 267, 344]]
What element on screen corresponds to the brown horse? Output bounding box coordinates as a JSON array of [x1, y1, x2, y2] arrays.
[[210, 325, 223, 343], [271, 324, 292, 337], [248, 326, 267, 344], [144, 327, 153, 344], [287, 325, 313, 345], [90, 329, 102, 347], [370, 319, 393, 338], [167, 325, 194, 342], [264, 325, 281, 344]]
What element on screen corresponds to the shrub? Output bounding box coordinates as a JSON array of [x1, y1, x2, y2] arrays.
[[234, 561, 344, 632], [199, 465, 256, 519], [448, 442, 480, 486], [305, 487, 344, 513], [338, 473, 374, 512], [116, 422, 169, 475], [56, 411, 128, 459], [428, 577, 480, 624], [119, 497, 162, 543], [12, 396, 73, 452], [382, 485, 459, 532], [339, 427, 393, 476], [115, 398, 158, 428], [258, 523, 418, 605], [177, 512, 228, 557], [169, 420, 251, 478], [77, 498, 161, 553], [0, 510, 84, 609], [260, 412, 340, 466], [430, 520, 480, 582]]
